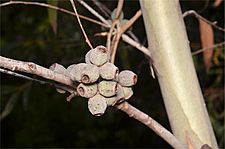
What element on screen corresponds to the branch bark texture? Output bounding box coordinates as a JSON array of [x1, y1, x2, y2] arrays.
[[0, 56, 73, 87], [139, 0, 218, 148]]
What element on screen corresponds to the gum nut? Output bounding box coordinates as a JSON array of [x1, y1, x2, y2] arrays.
[[98, 81, 117, 97], [65, 64, 76, 78], [99, 62, 119, 80], [77, 83, 97, 98], [105, 96, 118, 106], [118, 70, 138, 87], [123, 87, 133, 100], [88, 94, 107, 116], [85, 50, 92, 64], [49, 63, 66, 94], [81, 64, 99, 84], [89, 46, 109, 66], [70, 63, 87, 82], [116, 84, 125, 100], [49, 63, 66, 74]]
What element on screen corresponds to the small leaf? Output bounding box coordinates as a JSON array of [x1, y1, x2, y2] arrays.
[[199, 19, 214, 70], [47, 0, 58, 34]]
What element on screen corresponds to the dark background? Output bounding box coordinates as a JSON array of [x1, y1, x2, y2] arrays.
[[1, 0, 224, 148]]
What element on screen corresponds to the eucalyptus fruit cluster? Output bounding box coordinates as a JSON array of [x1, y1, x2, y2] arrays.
[[50, 45, 137, 116]]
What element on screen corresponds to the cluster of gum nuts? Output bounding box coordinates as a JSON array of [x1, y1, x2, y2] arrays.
[[50, 45, 137, 116]]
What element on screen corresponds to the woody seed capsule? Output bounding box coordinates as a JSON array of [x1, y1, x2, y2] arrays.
[[49, 63, 66, 74], [118, 70, 137, 87], [85, 50, 92, 64], [88, 93, 107, 116], [89, 46, 109, 66], [77, 83, 97, 98], [70, 63, 87, 82], [107, 84, 126, 106], [105, 96, 118, 106], [49, 63, 66, 93], [98, 81, 117, 97], [65, 64, 76, 78], [99, 62, 119, 80], [123, 87, 133, 100], [81, 64, 99, 84]]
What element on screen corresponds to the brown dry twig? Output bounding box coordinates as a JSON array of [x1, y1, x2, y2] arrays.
[[69, 0, 93, 49], [192, 41, 225, 55], [183, 10, 225, 32], [0, 0, 108, 28]]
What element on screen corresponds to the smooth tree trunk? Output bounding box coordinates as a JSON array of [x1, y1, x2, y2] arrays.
[[139, 0, 218, 148]]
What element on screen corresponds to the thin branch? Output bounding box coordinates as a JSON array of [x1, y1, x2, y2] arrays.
[[77, 0, 110, 27], [77, 0, 151, 58], [0, 68, 75, 93], [121, 10, 142, 33], [0, 56, 74, 87], [115, 0, 124, 19], [107, 20, 118, 53], [122, 34, 151, 57], [110, 10, 142, 63], [192, 41, 225, 55], [183, 10, 225, 32], [69, 0, 93, 49], [91, 0, 111, 18], [0, 0, 108, 28], [116, 102, 185, 149]]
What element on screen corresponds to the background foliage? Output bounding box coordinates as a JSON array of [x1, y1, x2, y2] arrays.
[[1, 0, 224, 148]]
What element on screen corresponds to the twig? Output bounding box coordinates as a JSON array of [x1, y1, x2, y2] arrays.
[[183, 10, 225, 32], [0, 56, 74, 87], [127, 30, 140, 43], [121, 34, 151, 57], [116, 102, 185, 149], [107, 20, 118, 53], [115, 0, 124, 19], [192, 41, 225, 55], [0, 0, 108, 28], [91, 0, 111, 18], [110, 10, 142, 63], [69, 0, 93, 49], [77, 0, 151, 58], [77, 0, 110, 27], [0, 68, 75, 93]]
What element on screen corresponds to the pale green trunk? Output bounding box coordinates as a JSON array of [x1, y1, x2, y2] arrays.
[[139, 0, 218, 148]]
